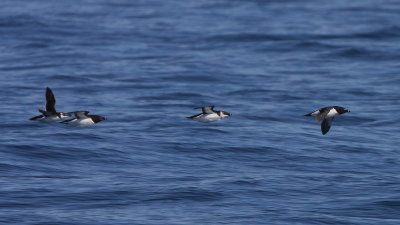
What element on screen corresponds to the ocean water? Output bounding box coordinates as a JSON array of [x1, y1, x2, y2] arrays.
[[1, 0, 400, 224]]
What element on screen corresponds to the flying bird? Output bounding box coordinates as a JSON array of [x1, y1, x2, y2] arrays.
[[304, 106, 350, 135], [187, 106, 231, 123], [29, 87, 71, 122], [61, 111, 106, 127]]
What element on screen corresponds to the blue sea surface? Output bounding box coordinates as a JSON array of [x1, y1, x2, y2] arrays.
[[1, 0, 400, 224]]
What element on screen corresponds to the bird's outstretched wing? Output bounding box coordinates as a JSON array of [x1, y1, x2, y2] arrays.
[[45, 87, 56, 113], [187, 113, 202, 119], [74, 111, 90, 119], [321, 117, 334, 135], [198, 106, 214, 114]]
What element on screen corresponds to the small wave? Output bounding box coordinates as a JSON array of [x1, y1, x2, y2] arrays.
[[335, 48, 374, 57], [206, 27, 400, 45], [0, 64, 65, 71], [314, 26, 400, 40], [230, 179, 261, 186], [345, 89, 380, 96], [46, 74, 93, 82], [294, 41, 341, 50], [14, 42, 50, 49], [345, 26, 400, 40], [321, 47, 399, 61], [161, 75, 222, 83], [225, 88, 271, 96], [145, 187, 224, 202], [207, 27, 400, 45], [187, 127, 230, 134], [0, 162, 31, 171], [377, 200, 400, 207], [0, 202, 34, 208], [5, 144, 80, 160], [0, 15, 47, 28], [314, 212, 400, 223], [210, 146, 281, 154], [137, 92, 208, 101], [206, 33, 294, 43]]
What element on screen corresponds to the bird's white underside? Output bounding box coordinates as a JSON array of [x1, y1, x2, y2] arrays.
[[37, 115, 62, 123], [192, 113, 222, 123], [65, 118, 95, 127]]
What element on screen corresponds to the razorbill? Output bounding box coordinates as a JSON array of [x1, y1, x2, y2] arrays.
[[187, 106, 231, 123], [304, 106, 350, 135], [29, 87, 71, 122], [61, 111, 106, 127]]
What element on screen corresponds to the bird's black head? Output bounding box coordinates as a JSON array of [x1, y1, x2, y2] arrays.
[[334, 106, 350, 114], [219, 111, 231, 117], [91, 115, 107, 123]]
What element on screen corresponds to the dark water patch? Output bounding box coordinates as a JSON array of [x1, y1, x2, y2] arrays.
[[229, 178, 262, 187], [0, 64, 68, 71], [284, 155, 333, 164], [57, 11, 109, 20], [114, 114, 156, 123], [0, 122, 45, 129], [45, 74, 93, 82], [271, 93, 305, 101], [345, 89, 382, 97], [361, 119, 397, 127], [0, 15, 47, 28], [206, 33, 296, 43], [329, 199, 400, 222], [328, 144, 377, 154], [18, 175, 80, 179], [161, 75, 222, 83], [344, 116, 377, 127], [103, 1, 153, 8], [349, 26, 400, 40], [137, 92, 209, 101], [326, 47, 397, 61], [13, 42, 50, 49], [244, 114, 290, 123], [225, 88, 271, 96], [5, 144, 81, 160], [314, 27, 400, 40], [116, 55, 170, 61], [294, 41, 343, 50], [145, 187, 224, 203], [335, 6, 400, 15], [28, 222, 77, 225], [315, 213, 400, 224], [3, 144, 111, 162], [109, 79, 198, 90], [0, 162, 32, 171], [36, 27, 92, 38], [377, 200, 400, 208], [157, 176, 204, 183], [57, 190, 138, 204], [209, 146, 281, 154], [22, 128, 107, 140], [206, 27, 400, 44], [186, 127, 231, 134], [0, 201, 34, 208], [245, 114, 276, 121], [137, 102, 193, 109]]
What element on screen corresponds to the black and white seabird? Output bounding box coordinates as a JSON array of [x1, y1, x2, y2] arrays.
[[304, 106, 350, 135], [61, 111, 106, 127], [29, 87, 71, 122], [187, 106, 231, 123]]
